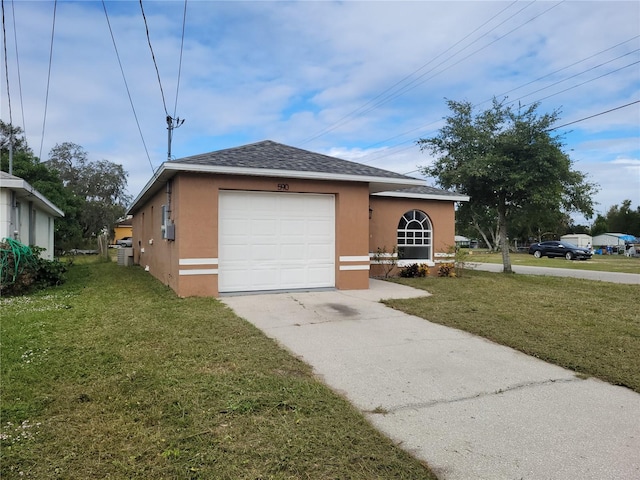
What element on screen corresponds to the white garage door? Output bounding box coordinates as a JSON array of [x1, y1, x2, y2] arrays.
[[218, 191, 335, 293]]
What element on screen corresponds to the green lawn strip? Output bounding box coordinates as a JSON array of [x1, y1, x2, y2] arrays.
[[2, 261, 435, 479], [465, 251, 640, 273], [385, 271, 640, 393]]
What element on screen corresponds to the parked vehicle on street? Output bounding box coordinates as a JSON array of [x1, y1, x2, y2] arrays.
[[528, 241, 592, 260], [116, 236, 132, 247]]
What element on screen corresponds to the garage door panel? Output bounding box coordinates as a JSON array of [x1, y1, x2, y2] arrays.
[[252, 245, 279, 260], [308, 244, 333, 260], [219, 191, 335, 293], [252, 219, 278, 235]]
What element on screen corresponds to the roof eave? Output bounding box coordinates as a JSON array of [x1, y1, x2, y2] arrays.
[[127, 163, 426, 214], [2, 177, 65, 217], [372, 191, 470, 202]]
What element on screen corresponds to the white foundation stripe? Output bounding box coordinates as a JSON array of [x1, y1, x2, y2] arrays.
[[339, 256, 370, 262], [339, 265, 370, 271], [179, 269, 218, 276], [179, 258, 218, 266]]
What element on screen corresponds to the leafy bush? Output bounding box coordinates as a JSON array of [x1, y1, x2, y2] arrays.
[[437, 262, 456, 277], [399, 263, 429, 278], [0, 240, 67, 296]]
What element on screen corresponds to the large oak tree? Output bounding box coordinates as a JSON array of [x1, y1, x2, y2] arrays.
[[418, 98, 598, 273]]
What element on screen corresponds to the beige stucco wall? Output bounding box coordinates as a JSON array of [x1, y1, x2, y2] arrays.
[[368, 195, 456, 277], [133, 173, 371, 297]]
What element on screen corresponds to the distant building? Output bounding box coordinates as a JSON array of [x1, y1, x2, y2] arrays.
[[0, 171, 64, 260], [560, 234, 592, 248], [592, 233, 637, 254], [113, 216, 133, 244]]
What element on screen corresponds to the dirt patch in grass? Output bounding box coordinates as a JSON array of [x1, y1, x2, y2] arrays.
[[385, 271, 640, 393], [1, 261, 436, 479]]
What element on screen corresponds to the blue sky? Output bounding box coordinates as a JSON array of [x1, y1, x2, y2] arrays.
[[2, 1, 639, 226]]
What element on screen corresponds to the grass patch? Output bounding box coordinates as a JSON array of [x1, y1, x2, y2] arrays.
[[1, 260, 436, 479], [385, 271, 640, 393], [465, 250, 640, 273]]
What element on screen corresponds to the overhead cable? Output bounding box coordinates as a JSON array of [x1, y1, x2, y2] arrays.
[[359, 38, 639, 166], [38, 0, 56, 161], [549, 100, 640, 131], [1, 0, 12, 126], [298, 0, 525, 145], [300, 1, 566, 146], [139, 0, 168, 116], [173, 0, 187, 118], [102, 0, 155, 175], [10, 0, 25, 135]]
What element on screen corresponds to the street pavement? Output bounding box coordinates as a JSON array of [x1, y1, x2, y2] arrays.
[[469, 262, 640, 284], [221, 279, 640, 480]]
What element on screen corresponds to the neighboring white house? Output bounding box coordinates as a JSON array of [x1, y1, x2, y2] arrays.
[[0, 171, 64, 260], [560, 233, 592, 248]]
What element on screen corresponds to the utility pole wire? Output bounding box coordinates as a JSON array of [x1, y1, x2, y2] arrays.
[[9, 0, 26, 137], [2, 0, 12, 127], [549, 100, 640, 131], [102, 0, 155, 175], [358, 38, 639, 166], [173, 0, 187, 118], [299, 0, 524, 145], [38, 0, 56, 161], [139, 0, 168, 116]]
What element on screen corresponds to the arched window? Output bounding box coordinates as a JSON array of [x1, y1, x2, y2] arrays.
[[397, 210, 432, 260]]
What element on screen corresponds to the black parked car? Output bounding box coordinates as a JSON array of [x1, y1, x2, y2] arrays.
[[528, 241, 592, 260]]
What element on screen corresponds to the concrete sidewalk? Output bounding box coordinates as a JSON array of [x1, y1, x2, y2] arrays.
[[221, 280, 640, 480]]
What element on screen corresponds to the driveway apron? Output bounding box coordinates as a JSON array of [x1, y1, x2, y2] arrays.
[[221, 279, 640, 480]]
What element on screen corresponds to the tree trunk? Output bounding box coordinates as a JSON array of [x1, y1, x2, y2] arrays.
[[498, 203, 513, 273]]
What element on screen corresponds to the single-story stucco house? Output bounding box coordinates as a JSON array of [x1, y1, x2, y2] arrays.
[[0, 171, 64, 260], [127, 140, 468, 297]]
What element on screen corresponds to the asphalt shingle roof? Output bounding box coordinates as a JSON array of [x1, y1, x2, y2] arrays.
[[173, 140, 413, 181]]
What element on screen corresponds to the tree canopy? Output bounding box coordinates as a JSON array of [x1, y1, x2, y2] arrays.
[[418, 98, 598, 272], [47, 142, 131, 239], [591, 200, 640, 237], [1, 122, 131, 252]]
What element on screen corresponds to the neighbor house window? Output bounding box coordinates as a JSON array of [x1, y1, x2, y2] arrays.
[[397, 210, 432, 260]]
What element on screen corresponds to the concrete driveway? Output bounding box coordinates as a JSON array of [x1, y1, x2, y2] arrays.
[[221, 280, 640, 480]]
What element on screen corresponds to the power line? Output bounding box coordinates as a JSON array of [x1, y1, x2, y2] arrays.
[[102, 0, 155, 175], [549, 100, 640, 131], [482, 36, 639, 107], [358, 38, 639, 167], [173, 0, 187, 118], [299, 0, 525, 145], [1, 0, 12, 126], [512, 51, 639, 106], [300, 1, 566, 146], [38, 0, 56, 161], [10, 0, 26, 136], [525, 60, 640, 107], [354, 0, 566, 125], [139, 0, 168, 116]]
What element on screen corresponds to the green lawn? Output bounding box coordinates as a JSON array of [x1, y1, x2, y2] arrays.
[[465, 250, 640, 273], [1, 259, 436, 479], [385, 270, 640, 393]]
